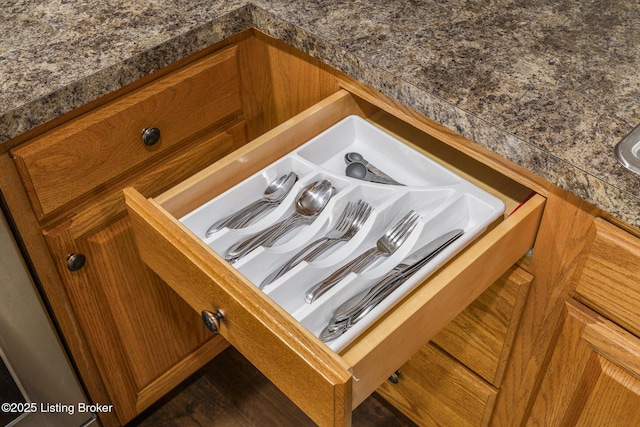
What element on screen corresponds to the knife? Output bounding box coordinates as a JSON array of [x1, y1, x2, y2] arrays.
[[331, 228, 464, 324]]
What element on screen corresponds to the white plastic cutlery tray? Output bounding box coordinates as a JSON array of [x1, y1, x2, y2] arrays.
[[179, 116, 505, 351]]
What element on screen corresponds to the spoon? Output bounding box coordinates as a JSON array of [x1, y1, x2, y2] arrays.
[[345, 162, 397, 185], [344, 153, 404, 185], [224, 179, 336, 263], [205, 172, 298, 237]]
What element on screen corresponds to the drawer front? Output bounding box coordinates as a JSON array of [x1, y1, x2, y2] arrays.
[[574, 218, 640, 337], [12, 45, 241, 219], [125, 188, 353, 427], [431, 265, 533, 386], [125, 90, 545, 426], [377, 343, 497, 427]]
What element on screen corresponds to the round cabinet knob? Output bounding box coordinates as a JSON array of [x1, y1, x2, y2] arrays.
[[66, 253, 86, 271], [141, 127, 161, 146], [202, 309, 225, 334], [388, 370, 401, 384]]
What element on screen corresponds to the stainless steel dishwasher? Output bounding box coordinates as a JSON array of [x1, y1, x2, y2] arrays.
[[0, 201, 97, 427]]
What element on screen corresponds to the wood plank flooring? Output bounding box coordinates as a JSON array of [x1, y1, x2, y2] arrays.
[[128, 347, 416, 426]]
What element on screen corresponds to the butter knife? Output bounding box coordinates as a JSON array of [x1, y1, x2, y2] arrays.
[[321, 228, 464, 342]]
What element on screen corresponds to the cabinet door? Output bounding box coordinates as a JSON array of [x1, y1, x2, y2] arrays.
[[378, 265, 532, 426], [527, 299, 640, 426], [47, 216, 227, 423], [378, 343, 497, 427]]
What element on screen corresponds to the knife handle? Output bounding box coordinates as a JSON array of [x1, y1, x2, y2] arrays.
[[332, 270, 403, 321]]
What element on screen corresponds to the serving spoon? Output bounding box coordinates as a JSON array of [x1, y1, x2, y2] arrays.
[[205, 172, 298, 237], [224, 179, 336, 263]]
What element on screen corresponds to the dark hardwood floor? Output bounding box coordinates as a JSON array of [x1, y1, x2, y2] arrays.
[[127, 347, 416, 427]]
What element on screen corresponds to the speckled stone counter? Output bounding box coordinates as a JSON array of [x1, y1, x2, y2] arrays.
[[2, 1, 639, 227]]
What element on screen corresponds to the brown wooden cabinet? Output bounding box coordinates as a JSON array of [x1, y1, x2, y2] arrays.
[[7, 28, 640, 427], [38, 126, 245, 422], [8, 32, 546, 425], [8, 45, 247, 424], [525, 217, 640, 426], [528, 299, 640, 426]]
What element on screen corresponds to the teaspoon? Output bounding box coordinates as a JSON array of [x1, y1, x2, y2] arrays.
[[206, 172, 298, 237]]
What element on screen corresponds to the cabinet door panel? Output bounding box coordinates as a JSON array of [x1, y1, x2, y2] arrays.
[[528, 299, 640, 426], [575, 218, 640, 338], [82, 217, 210, 383], [377, 343, 496, 427], [46, 216, 227, 423], [431, 265, 532, 385], [573, 358, 640, 426], [377, 265, 531, 426]]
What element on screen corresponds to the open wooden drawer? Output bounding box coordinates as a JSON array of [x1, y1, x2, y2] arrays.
[[124, 89, 545, 426]]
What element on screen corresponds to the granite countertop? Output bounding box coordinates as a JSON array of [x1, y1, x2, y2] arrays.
[[2, 1, 638, 228]]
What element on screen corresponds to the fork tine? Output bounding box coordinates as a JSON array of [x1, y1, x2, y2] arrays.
[[394, 211, 419, 245], [338, 202, 354, 229], [356, 202, 372, 229], [353, 201, 370, 224], [389, 211, 419, 244], [334, 201, 355, 232], [345, 201, 366, 232], [387, 211, 415, 240], [349, 201, 362, 224]]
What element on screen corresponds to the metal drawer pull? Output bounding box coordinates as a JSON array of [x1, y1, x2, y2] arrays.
[[142, 127, 161, 146], [388, 371, 401, 384], [201, 309, 224, 334], [66, 253, 86, 271]]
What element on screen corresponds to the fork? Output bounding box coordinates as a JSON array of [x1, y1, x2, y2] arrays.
[[303, 210, 420, 304], [259, 200, 372, 289]]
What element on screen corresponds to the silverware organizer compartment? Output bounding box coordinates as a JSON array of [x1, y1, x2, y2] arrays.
[[179, 116, 505, 351]]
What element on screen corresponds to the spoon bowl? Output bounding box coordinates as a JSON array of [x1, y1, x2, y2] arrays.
[[344, 152, 365, 164], [295, 180, 335, 216], [264, 171, 298, 202], [345, 161, 371, 181], [206, 171, 297, 236]]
